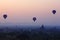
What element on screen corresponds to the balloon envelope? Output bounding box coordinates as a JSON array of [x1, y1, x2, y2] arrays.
[[52, 10, 56, 14], [33, 17, 36, 22], [3, 14, 7, 19]]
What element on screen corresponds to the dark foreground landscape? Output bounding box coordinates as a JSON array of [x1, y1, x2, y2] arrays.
[[0, 25, 60, 40]]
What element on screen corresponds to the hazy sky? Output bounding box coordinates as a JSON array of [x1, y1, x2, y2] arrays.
[[0, 0, 60, 26]]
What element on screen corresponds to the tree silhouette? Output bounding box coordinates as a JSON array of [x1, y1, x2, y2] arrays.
[[40, 24, 45, 33], [41, 25, 44, 29]]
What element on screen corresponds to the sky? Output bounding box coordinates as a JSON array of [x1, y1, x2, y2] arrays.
[[0, 0, 60, 26]]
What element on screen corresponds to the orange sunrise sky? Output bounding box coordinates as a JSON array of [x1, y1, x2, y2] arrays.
[[0, 0, 60, 26]]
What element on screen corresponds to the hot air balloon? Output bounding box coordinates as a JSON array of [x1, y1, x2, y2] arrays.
[[52, 10, 56, 14], [3, 14, 7, 19], [33, 17, 36, 22]]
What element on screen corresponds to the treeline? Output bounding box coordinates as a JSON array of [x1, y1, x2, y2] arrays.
[[0, 26, 60, 40]]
